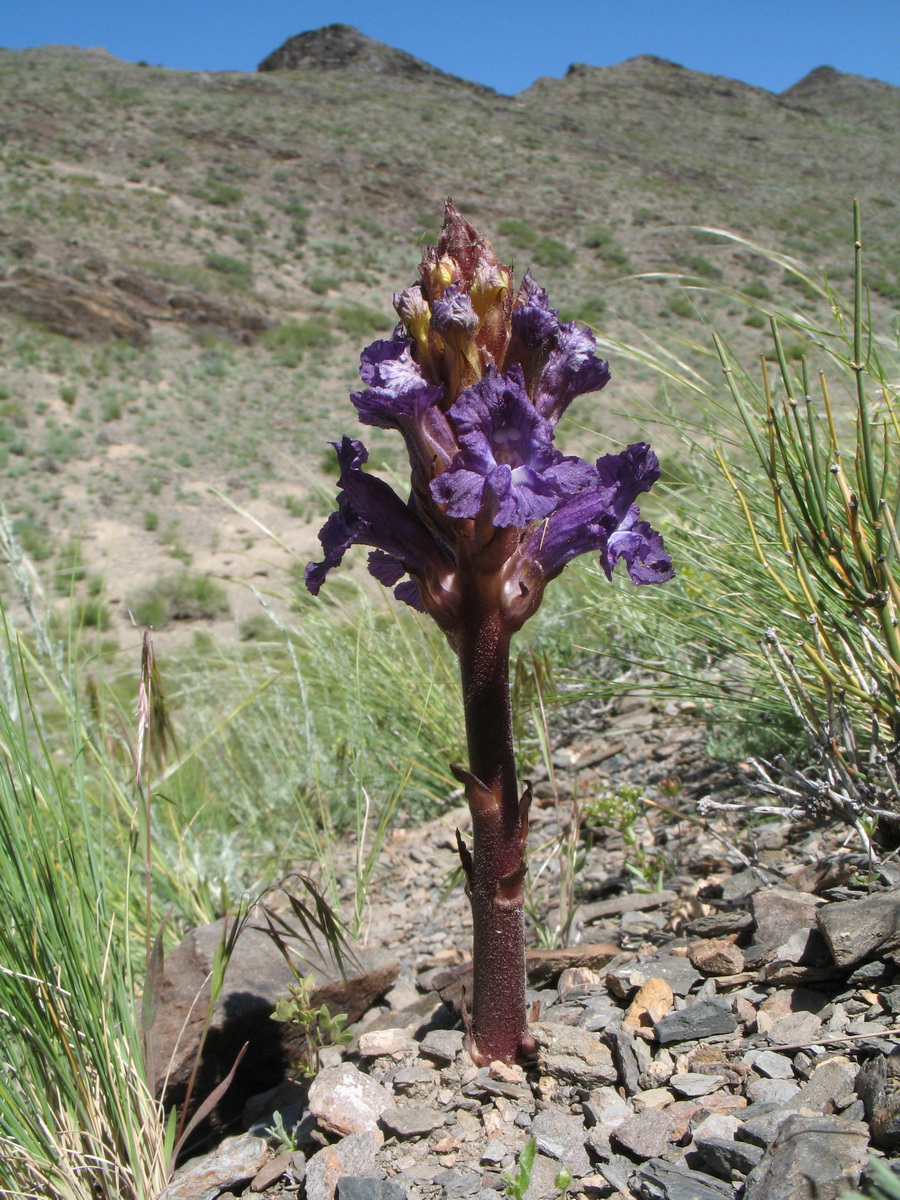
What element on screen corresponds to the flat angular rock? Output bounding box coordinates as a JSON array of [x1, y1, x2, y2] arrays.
[[308, 1064, 394, 1135], [531, 1107, 592, 1177], [634, 1157, 733, 1199], [160, 1133, 269, 1200], [148, 910, 398, 1124], [668, 1072, 726, 1098], [818, 888, 900, 967], [654, 1002, 737, 1046], [612, 1108, 676, 1160], [746, 1050, 794, 1079], [418, 1029, 465, 1063], [338, 1180, 406, 1200], [358, 1029, 416, 1058], [743, 1113, 868, 1200], [695, 1137, 764, 1179], [306, 1131, 383, 1200], [688, 939, 745, 977], [380, 1107, 445, 1138], [532, 1023, 617, 1087], [752, 887, 821, 947]]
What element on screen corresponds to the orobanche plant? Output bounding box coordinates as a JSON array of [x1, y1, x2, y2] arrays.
[[307, 202, 673, 1063]]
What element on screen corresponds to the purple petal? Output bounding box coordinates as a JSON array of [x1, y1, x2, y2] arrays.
[[534, 320, 611, 423], [602, 513, 674, 585], [517, 443, 673, 584], [394, 579, 426, 612], [367, 550, 406, 587], [306, 436, 456, 600], [430, 366, 589, 527], [352, 336, 444, 429], [430, 284, 478, 338]]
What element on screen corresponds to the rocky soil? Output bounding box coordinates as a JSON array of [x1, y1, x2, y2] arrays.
[[151, 699, 900, 1200]]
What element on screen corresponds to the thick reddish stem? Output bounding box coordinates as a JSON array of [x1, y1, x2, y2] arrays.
[[457, 604, 532, 1065]]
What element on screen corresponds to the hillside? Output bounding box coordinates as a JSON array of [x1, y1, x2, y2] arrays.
[[0, 26, 897, 645]]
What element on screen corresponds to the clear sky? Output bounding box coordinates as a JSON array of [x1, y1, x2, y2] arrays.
[[2, 0, 898, 96]]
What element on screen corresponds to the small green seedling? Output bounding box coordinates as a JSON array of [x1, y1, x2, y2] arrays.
[[271, 972, 351, 1076], [502, 1137, 536, 1200]]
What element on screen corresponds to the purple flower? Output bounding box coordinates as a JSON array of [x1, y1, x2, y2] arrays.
[[430, 366, 594, 527], [507, 274, 611, 424], [512, 443, 674, 592], [351, 336, 458, 482], [305, 437, 457, 617]]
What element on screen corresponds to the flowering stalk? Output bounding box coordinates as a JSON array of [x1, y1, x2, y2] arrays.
[[307, 203, 673, 1062]]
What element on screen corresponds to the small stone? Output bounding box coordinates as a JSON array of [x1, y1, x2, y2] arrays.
[[692, 1112, 742, 1142], [419, 1029, 465, 1063], [765, 1010, 822, 1046], [531, 1108, 592, 1177], [669, 1072, 727, 1098], [635, 1158, 733, 1200], [752, 887, 822, 947], [745, 1078, 801, 1104], [583, 1086, 633, 1129], [557, 967, 602, 1002], [685, 911, 754, 938], [688, 939, 745, 977], [160, 1134, 271, 1200], [305, 1131, 383, 1200], [612, 1108, 676, 1159], [308, 1064, 394, 1136], [608, 955, 701, 999], [337, 1179, 406, 1200], [743, 1113, 868, 1200], [432, 1169, 483, 1199], [380, 1107, 445, 1139], [745, 1050, 794, 1079], [818, 888, 900, 967], [654, 1001, 737, 1046], [358, 1029, 416, 1058], [532, 1023, 617, 1087], [480, 1139, 509, 1165], [632, 1087, 675, 1110], [695, 1137, 764, 1179], [624, 977, 674, 1030]]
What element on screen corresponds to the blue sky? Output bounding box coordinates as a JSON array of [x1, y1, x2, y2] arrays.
[[2, 1, 898, 96]]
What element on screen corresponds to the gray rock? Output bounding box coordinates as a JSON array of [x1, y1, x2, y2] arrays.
[[250, 1150, 306, 1192], [308, 1064, 394, 1135], [608, 956, 702, 999], [338, 1178, 406, 1200], [419, 1028, 465, 1062], [160, 1133, 270, 1200], [654, 1002, 737, 1046], [751, 887, 821, 947], [695, 1136, 764, 1179], [684, 911, 754, 939], [857, 1048, 900, 1150], [433, 1169, 483, 1198], [746, 1050, 794, 1079], [531, 1108, 592, 1177], [480, 1140, 509, 1165], [743, 1113, 868, 1200], [721, 868, 775, 903], [607, 1027, 643, 1095], [532, 1023, 617, 1087], [668, 1072, 727, 1098], [817, 888, 900, 968], [745, 1078, 800, 1104], [306, 1131, 384, 1200], [634, 1158, 733, 1199], [612, 1109, 676, 1160], [379, 1107, 446, 1138], [737, 1102, 797, 1148]]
